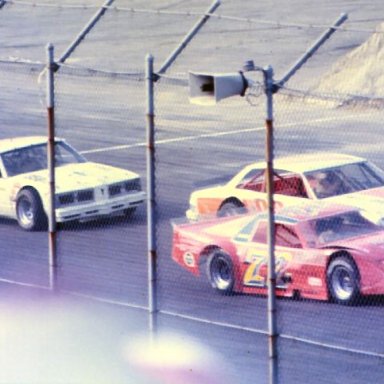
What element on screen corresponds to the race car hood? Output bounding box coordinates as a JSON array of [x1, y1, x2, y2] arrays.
[[15, 162, 139, 194], [190, 184, 225, 199], [332, 187, 384, 224]]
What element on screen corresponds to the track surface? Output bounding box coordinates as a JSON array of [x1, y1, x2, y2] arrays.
[[1, 1, 384, 382], [2, 104, 384, 384]]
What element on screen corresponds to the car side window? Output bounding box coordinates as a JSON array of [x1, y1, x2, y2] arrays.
[[275, 224, 302, 248], [273, 172, 308, 198], [252, 221, 302, 248], [252, 221, 268, 243], [237, 169, 265, 192]]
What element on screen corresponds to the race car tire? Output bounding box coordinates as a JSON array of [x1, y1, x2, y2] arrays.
[[16, 189, 48, 231], [218, 200, 245, 217], [206, 250, 235, 294], [327, 256, 360, 305]]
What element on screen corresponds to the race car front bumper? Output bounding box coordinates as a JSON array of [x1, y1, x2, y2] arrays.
[[56, 191, 146, 222]]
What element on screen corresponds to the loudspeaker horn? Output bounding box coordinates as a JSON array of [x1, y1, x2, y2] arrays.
[[189, 71, 248, 105]]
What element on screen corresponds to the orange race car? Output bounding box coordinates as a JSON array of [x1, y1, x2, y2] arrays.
[[174, 201, 384, 305]]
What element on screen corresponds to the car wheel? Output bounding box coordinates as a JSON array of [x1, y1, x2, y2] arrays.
[[207, 250, 235, 294], [16, 189, 47, 231], [218, 200, 245, 217], [327, 256, 360, 305]]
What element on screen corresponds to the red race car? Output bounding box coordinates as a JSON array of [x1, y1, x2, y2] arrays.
[[172, 201, 384, 305]]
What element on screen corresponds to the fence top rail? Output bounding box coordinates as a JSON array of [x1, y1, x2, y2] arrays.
[[0, 57, 144, 79], [2, 1, 382, 34]]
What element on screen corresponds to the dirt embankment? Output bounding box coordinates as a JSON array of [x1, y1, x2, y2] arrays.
[[314, 23, 384, 101]]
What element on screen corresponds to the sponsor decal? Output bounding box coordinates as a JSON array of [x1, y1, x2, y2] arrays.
[[243, 249, 292, 287], [308, 277, 322, 287], [73, 171, 86, 176], [25, 174, 45, 182], [183, 252, 195, 267], [10, 183, 21, 201]]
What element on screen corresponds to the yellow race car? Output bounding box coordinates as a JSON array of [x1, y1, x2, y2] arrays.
[[0, 136, 145, 230], [186, 153, 384, 225]]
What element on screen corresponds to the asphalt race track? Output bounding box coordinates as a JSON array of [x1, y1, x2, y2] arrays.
[[2, 102, 384, 384], [1, 1, 384, 383]]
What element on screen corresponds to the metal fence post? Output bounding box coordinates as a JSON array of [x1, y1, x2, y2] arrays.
[[46, 43, 57, 291], [146, 54, 158, 336], [264, 65, 278, 384]]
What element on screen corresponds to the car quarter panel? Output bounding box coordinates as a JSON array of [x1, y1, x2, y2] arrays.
[[0, 176, 18, 218], [347, 245, 384, 295], [172, 216, 249, 276]]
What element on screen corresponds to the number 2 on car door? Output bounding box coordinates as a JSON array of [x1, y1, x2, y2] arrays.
[[243, 252, 292, 287], [243, 254, 267, 287]]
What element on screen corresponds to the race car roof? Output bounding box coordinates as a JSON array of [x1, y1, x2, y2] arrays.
[[0, 136, 64, 153], [249, 153, 364, 173]]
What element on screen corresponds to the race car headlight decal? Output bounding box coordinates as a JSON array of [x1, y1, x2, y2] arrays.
[[124, 178, 142, 193], [57, 192, 75, 206], [108, 179, 142, 197], [77, 189, 94, 202], [56, 189, 94, 206], [109, 183, 122, 196]]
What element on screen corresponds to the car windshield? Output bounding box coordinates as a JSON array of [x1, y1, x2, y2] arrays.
[[310, 211, 380, 245], [304, 161, 384, 199], [1, 141, 86, 177]]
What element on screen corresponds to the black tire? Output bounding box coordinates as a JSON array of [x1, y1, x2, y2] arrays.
[[206, 250, 235, 294], [218, 200, 245, 217], [327, 256, 360, 305], [16, 189, 47, 231]]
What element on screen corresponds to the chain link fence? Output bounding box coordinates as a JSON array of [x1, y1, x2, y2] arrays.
[[1, 1, 384, 383], [273, 86, 384, 383], [0, 59, 50, 287], [52, 64, 148, 305], [154, 21, 384, 384]]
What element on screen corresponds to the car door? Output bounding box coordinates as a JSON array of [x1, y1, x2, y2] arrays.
[[234, 167, 275, 212], [0, 158, 15, 217], [228, 167, 268, 213], [240, 221, 301, 289], [236, 168, 309, 214]]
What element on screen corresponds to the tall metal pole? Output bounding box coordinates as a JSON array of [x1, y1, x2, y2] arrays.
[[146, 54, 158, 337], [264, 65, 278, 384], [46, 43, 57, 291], [157, 0, 221, 75]]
